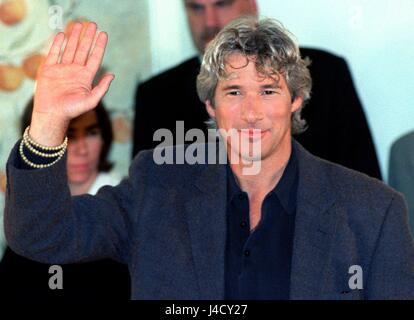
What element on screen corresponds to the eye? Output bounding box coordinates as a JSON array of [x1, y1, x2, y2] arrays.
[[186, 3, 204, 13], [215, 0, 235, 9], [262, 89, 277, 96], [227, 90, 241, 96], [86, 128, 101, 137], [215, 0, 229, 8]]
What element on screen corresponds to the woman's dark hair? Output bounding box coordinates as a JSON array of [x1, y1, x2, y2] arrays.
[[94, 102, 114, 172], [21, 98, 114, 172]]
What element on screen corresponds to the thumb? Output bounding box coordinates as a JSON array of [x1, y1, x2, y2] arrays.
[[84, 73, 115, 112]]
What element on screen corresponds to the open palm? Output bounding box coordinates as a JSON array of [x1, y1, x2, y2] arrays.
[[34, 22, 114, 123]]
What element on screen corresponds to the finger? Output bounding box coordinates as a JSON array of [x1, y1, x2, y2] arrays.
[[86, 31, 108, 75], [45, 32, 65, 66], [73, 22, 97, 66], [83, 74, 114, 112], [61, 22, 83, 64]]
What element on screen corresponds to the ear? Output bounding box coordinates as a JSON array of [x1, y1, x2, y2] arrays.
[[206, 100, 216, 119], [249, 0, 259, 15], [291, 96, 303, 113]]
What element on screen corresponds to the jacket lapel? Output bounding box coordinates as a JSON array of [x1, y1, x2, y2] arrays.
[[182, 141, 340, 300], [184, 160, 228, 299], [289, 141, 339, 299]]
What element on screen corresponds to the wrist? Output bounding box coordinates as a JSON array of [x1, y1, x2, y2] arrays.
[[29, 113, 69, 147]]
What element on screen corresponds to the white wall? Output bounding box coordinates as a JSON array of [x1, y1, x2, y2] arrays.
[[147, 0, 414, 180], [147, 0, 196, 75]]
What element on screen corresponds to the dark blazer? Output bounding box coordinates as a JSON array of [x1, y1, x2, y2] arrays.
[[5, 141, 414, 300], [0, 247, 130, 301], [133, 48, 382, 180], [389, 130, 414, 234]]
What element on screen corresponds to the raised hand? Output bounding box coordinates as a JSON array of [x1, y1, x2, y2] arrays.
[[29, 22, 114, 147]]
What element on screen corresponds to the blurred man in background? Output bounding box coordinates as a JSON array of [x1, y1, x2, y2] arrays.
[[133, 0, 382, 180], [389, 130, 414, 235]]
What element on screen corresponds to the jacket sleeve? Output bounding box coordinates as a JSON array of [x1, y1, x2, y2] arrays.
[[366, 193, 414, 299], [4, 141, 151, 265]]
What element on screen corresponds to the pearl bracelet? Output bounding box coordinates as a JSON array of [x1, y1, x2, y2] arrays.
[[23, 126, 68, 152], [22, 135, 66, 158], [19, 140, 65, 169]]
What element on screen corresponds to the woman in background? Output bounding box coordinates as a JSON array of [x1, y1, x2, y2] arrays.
[[21, 99, 120, 196], [0, 100, 130, 301]]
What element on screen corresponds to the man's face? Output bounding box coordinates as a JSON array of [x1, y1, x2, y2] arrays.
[[206, 53, 303, 164], [185, 0, 258, 53]]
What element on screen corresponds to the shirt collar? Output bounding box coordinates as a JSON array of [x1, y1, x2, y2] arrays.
[[226, 143, 298, 215]]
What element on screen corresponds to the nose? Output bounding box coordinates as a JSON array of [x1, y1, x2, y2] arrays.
[[72, 137, 88, 156], [240, 95, 264, 125], [205, 6, 219, 28]]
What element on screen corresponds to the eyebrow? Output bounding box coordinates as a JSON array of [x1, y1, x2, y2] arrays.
[[67, 123, 100, 132], [184, 0, 204, 7], [260, 83, 281, 89], [86, 123, 100, 131], [214, 0, 236, 6], [222, 85, 242, 91], [185, 0, 236, 8], [221, 83, 282, 91]]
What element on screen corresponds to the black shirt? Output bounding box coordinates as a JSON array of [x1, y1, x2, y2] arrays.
[[225, 147, 299, 300]]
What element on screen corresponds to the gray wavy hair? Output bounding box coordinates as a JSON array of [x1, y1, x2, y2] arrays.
[[196, 16, 312, 135]]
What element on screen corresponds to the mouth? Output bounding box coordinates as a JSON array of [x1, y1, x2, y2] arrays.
[[237, 129, 269, 141], [69, 164, 89, 172]]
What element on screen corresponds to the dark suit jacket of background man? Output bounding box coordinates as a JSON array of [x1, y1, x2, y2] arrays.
[[133, 48, 382, 180], [389, 130, 414, 235], [5, 141, 414, 299]]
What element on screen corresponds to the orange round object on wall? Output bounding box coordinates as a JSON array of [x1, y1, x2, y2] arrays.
[[23, 54, 46, 79], [65, 19, 90, 40], [0, 172, 7, 194], [112, 116, 132, 144], [0, 64, 24, 92], [0, 0, 26, 26]]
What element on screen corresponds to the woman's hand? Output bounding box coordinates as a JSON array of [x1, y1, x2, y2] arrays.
[[29, 22, 114, 147]]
